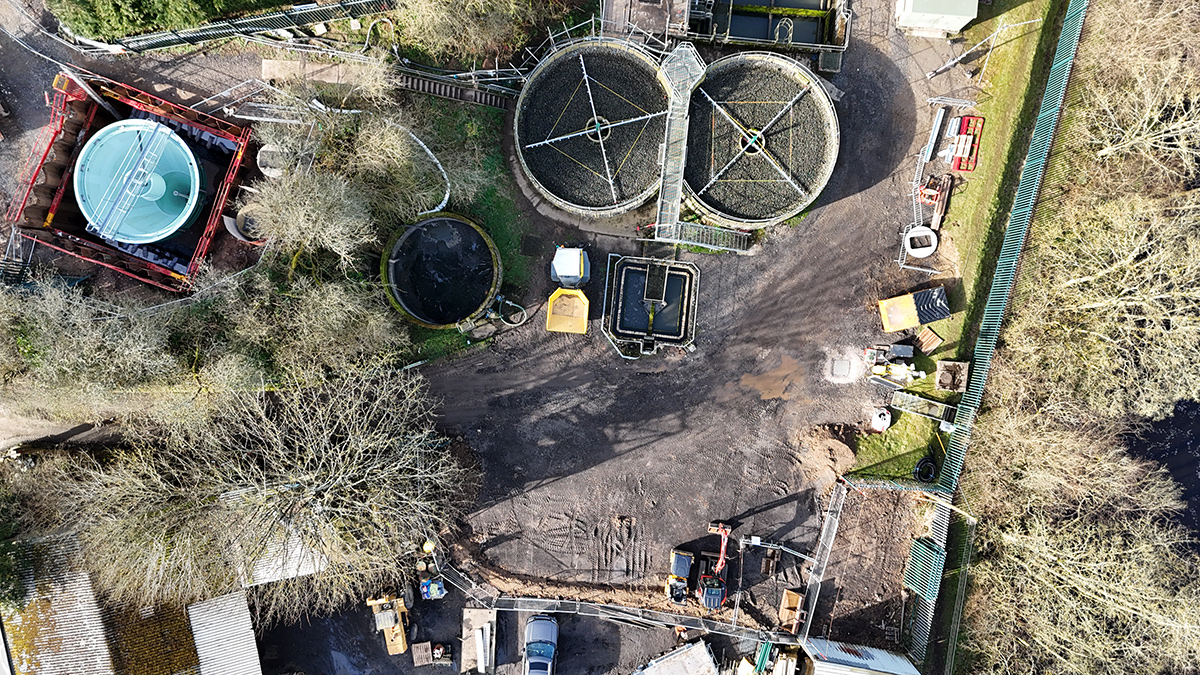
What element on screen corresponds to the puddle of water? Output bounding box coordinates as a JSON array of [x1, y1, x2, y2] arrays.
[[330, 650, 359, 675], [740, 355, 802, 400]]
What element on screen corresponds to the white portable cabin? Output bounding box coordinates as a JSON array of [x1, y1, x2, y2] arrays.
[[896, 0, 978, 34]]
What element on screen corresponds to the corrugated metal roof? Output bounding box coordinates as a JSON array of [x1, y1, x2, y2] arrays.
[[912, 287, 952, 325], [632, 641, 718, 675], [0, 536, 205, 675], [220, 490, 327, 587], [187, 592, 261, 675], [1, 537, 116, 675], [805, 639, 920, 675], [239, 526, 327, 587]]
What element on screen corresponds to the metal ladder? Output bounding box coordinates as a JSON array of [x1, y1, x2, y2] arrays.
[[87, 123, 171, 241], [889, 391, 958, 426], [1, 227, 33, 286], [189, 79, 275, 116]]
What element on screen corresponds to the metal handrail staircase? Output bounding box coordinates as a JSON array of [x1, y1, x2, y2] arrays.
[[654, 222, 751, 252], [393, 71, 511, 110]]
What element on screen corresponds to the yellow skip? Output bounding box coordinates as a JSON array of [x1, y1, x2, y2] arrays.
[[545, 288, 589, 334]]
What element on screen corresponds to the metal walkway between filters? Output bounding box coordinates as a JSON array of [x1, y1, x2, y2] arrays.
[[653, 43, 705, 230], [655, 222, 751, 252], [649, 44, 750, 253]]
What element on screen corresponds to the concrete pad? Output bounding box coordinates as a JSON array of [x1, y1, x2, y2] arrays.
[[460, 608, 496, 674], [261, 59, 374, 87]]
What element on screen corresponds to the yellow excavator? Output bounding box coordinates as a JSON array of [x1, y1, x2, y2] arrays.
[[366, 587, 413, 655], [664, 549, 694, 605]]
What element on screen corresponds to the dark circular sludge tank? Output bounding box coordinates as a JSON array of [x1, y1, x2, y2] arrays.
[[382, 214, 502, 329]]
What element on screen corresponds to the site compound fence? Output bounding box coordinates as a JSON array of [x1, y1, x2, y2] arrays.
[[845, 0, 1092, 664], [435, 555, 804, 646]]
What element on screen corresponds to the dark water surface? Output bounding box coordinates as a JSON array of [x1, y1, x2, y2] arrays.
[[1137, 401, 1200, 533], [387, 218, 495, 325]]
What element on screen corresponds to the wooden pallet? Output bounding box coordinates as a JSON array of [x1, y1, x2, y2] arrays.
[[916, 327, 944, 355], [951, 116, 984, 172]]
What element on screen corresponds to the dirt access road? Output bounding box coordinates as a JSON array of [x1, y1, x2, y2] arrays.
[[426, 0, 975, 620]]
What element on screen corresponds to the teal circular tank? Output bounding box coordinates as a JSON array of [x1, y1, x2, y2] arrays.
[[73, 119, 203, 244]]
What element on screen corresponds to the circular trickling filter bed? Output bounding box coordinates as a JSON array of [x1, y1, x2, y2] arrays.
[[515, 39, 669, 216], [684, 52, 840, 228], [382, 214, 502, 329]]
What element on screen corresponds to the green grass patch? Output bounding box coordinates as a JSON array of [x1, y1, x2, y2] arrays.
[[935, 0, 1065, 363], [470, 185, 532, 291], [722, 3, 829, 19], [414, 101, 535, 293], [850, 412, 945, 479], [49, 0, 289, 41], [406, 326, 473, 362]]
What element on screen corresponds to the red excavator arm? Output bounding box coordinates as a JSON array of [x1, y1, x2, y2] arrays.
[[708, 522, 732, 574]]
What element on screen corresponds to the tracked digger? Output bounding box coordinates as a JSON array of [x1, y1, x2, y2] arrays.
[[697, 522, 731, 610]]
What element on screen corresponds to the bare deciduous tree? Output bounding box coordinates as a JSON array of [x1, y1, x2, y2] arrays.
[[220, 267, 408, 382], [1072, 0, 1200, 190], [0, 276, 187, 420], [1004, 190, 1200, 419], [241, 171, 375, 269], [964, 513, 1200, 675], [961, 365, 1200, 674], [386, 0, 559, 60], [22, 372, 466, 623]]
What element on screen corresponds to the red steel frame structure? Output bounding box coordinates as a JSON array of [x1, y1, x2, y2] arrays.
[[4, 70, 252, 292]]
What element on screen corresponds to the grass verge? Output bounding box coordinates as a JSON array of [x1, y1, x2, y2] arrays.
[[409, 99, 534, 291], [851, 413, 947, 480], [928, 0, 1065, 363], [850, 0, 1064, 479], [405, 326, 472, 362], [49, 0, 289, 41]]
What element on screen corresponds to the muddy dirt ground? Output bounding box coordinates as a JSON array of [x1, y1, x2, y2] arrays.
[[0, 0, 979, 669], [424, 0, 976, 650], [816, 488, 925, 649]]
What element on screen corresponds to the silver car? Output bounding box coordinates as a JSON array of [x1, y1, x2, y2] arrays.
[[523, 615, 558, 675]]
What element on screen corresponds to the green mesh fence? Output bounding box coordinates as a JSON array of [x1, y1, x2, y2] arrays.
[[849, 0, 1093, 661]]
